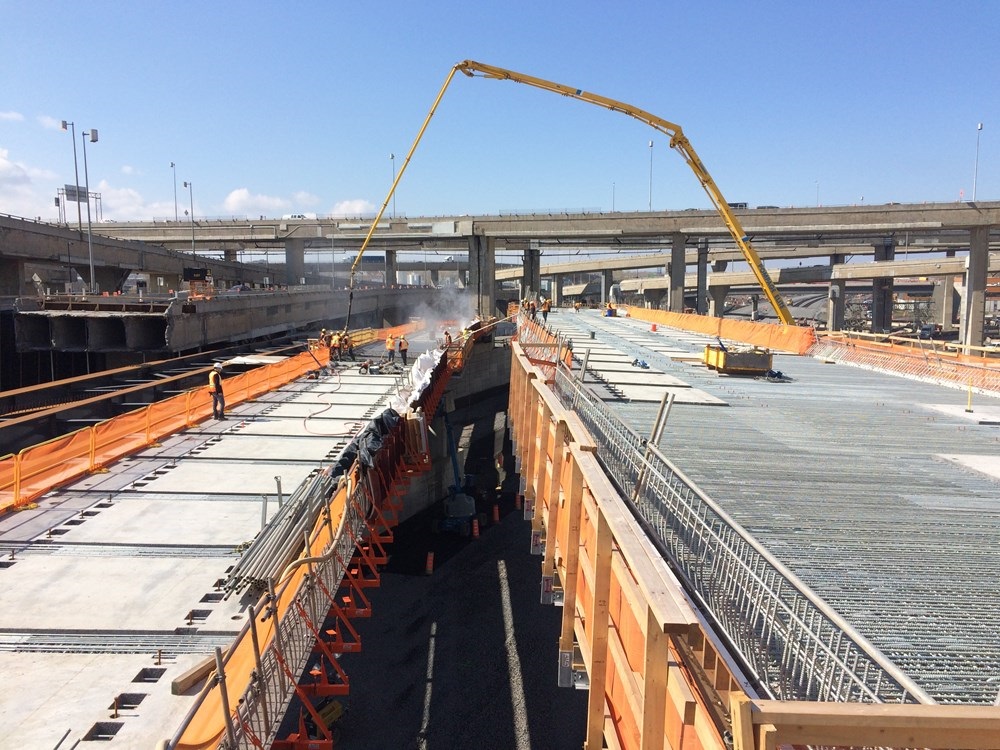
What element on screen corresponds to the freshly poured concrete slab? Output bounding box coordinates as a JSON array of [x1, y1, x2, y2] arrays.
[[0, 556, 235, 631], [588, 361, 666, 373], [603, 383, 727, 404], [54, 496, 272, 546], [233, 417, 362, 438], [926, 402, 1000, 425], [938, 454, 1000, 480], [258, 402, 377, 420], [171, 434, 336, 462], [129, 459, 316, 495], [596, 370, 690, 386]]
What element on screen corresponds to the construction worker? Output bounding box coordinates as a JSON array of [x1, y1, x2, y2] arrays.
[[541, 297, 551, 323], [443, 330, 452, 348], [398, 335, 409, 367], [342, 331, 355, 361], [385, 334, 395, 363], [330, 330, 341, 361], [208, 363, 226, 420]]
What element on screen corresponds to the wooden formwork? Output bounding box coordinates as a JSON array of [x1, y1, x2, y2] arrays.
[[508, 337, 1000, 750]]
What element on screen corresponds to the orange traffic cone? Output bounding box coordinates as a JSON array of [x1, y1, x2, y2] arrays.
[[425, 552, 434, 575], [472, 518, 480, 538], [492, 504, 500, 523]]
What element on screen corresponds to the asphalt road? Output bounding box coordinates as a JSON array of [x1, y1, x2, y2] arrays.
[[325, 414, 589, 749]]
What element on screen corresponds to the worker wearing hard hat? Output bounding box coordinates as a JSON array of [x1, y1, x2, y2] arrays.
[[208, 363, 226, 420], [398, 335, 409, 367], [385, 334, 396, 363]]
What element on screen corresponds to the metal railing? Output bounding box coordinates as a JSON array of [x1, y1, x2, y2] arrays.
[[553, 364, 933, 705]]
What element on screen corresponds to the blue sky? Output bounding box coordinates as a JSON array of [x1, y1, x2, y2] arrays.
[[1, 1, 996, 223]]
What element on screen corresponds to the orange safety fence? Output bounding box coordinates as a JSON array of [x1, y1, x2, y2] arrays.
[[810, 332, 1000, 394], [175, 471, 354, 750], [0, 346, 330, 514], [623, 306, 818, 355]]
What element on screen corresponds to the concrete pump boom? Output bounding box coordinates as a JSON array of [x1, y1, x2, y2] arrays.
[[345, 59, 795, 327]]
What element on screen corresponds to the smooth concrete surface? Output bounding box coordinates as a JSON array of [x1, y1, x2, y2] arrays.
[[0, 359, 399, 749]]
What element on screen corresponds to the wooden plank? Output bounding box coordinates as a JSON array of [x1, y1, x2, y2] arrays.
[[572, 447, 699, 637], [729, 694, 754, 750], [755, 700, 1000, 750], [640, 605, 668, 750], [585, 508, 614, 749]]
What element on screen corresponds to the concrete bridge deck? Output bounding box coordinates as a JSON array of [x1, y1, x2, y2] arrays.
[[549, 309, 1000, 704]]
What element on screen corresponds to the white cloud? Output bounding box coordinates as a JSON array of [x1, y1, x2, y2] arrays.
[[292, 190, 320, 207], [37, 115, 62, 130], [222, 187, 290, 217], [121, 165, 138, 176], [330, 199, 376, 217], [0, 111, 25, 122], [0, 147, 61, 219]]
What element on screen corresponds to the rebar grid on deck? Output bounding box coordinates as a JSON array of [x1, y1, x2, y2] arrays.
[[553, 365, 930, 704]]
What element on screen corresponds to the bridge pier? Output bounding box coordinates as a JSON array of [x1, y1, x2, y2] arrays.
[[468, 235, 496, 317], [0, 257, 28, 296], [385, 249, 398, 286], [285, 239, 306, 286], [602, 269, 614, 304], [696, 238, 709, 314], [932, 253, 959, 331], [871, 238, 895, 333], [669, 232, 686, 312], [709, 285, 729, 318], [551, 275, 565, 307], [826, 254, 846, 331], [521, 242, 541, 301], [961, 226, 989, 352], [642, 288, 666, 309]]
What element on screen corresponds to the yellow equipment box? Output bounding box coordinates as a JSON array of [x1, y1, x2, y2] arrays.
[[703, 344, 772, 375]]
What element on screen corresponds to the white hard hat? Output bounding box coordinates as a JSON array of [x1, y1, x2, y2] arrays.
[[214, 363, 223, 370]]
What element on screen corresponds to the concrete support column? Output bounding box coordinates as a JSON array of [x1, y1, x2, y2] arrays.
[[468, 235, 496, 317], [430, 268, 440, 287], [384, 249, 398, 287], [933, 250, 958, 330], [871, 237, 895, 333], [552, 275, 565, 306], [708, 285, 729, 318], [962, 226, 989, 352], [521, 242, 541, 300], [826, 254, 846, 332], [223, 248, 237, 262], [696, 238, 709, 314], [0, 258, 26, 296], [94, 267, 126, 294], [602, 270, 614, 304], [285, 238, 306, 287], [669, 232, 686, 312], [643, 288, 666, 309]]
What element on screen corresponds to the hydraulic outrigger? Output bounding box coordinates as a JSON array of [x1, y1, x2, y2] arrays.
[[344, 59, 795, 328]]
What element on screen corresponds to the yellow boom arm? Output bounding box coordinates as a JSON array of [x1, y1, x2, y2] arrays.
[[346, 60, 794, 327]]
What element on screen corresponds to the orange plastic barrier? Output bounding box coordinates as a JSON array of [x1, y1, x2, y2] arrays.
[[623, 306, 817, 355], [175, 475, 353, 750], [0, 347, 330, 514]]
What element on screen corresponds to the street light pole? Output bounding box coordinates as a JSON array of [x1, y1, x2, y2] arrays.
[[60, 120, 83, 233], [390, 153, 396, 219], [80, 128, 98, 293], [973, 122, 984, 202], [648, 140, 653, 211], [171, 162, 178, 221], [183, 181, 196, 254]]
